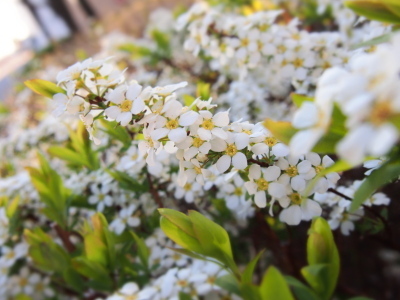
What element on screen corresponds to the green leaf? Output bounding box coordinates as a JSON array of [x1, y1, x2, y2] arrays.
[[100, 119, 132, 148], [117, 43, 152, 58], [263, 119, 297, 144], [6, 196, 19, 219], [107, 170, 148, 193], [167, 247, 208, 261], [131, 232, 150, 270], [305, 218, 340, 300], [350, 159, 400, 212], [179, 292, 192, 300], [242, 249, 265, 284], [183, 95, 196, 107], [24, 228, 71, 274], [24, 79, 65, 98], [71, 257, 111, 288], [260, 266, 295, 300], [240, 283, 262, 300], [301, 264, 329, 295], [215, 274, 241, 296], [285, 276, 320, 300], [196, 82, 211, 100], [48, 146, 89, 167], [159, 209, 239, 277], [62, 267, 86, 292], [350, 32, 396, 50], [292, 93, 314, 107], [344, 0, 400, 24]]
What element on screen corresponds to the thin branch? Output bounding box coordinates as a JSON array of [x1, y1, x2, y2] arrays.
[[53, 224, 76, 253]]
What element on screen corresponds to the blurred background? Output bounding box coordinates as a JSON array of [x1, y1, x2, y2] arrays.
[[0, 0, 189, 100]]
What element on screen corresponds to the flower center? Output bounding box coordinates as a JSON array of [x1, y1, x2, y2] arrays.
[[194, 166, 202, 174], [201, 119, 215, 130], [98, 194, 105, 201], [315, 165, 324, 174], [234, 187, 243, 196], [193, 137, 204, 148], [256, 178, 269, 191], [207, 276, 216, 285], [286, 166, 298, 177], [177, 280, 188, 287], [19, 277, 28, 287], [293, 58, 304, 68], [120, 100, 132, 112], [290, 193, 302, 205], [172, 253, 181, 261], [264, 137, 277, 147], [184, 183, 192, 191], [225, 144, 238, 157], [166, 119, 179, 130], [370, 101, 392, 126]]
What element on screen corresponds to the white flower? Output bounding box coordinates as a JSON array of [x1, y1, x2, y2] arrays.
[[109, 204, 141, 235], [107, 282, 156, 300], [244, 164, 285, 208], [214, 133, 249, 173], [279, 194, 322, 226], [105, 82, 148, 126], [88, 184, 113, 212], [276, 156, 314, 192], [194, 110, 230, 141]]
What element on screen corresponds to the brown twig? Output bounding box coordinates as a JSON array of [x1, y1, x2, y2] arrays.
[[53, 224, 76, 253], [249, 159, 270, 168]]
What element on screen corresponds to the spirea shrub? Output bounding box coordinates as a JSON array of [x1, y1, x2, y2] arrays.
[[1, 0, 400, 299]]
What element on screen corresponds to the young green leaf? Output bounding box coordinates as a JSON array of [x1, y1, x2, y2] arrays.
[[350, 159, 400, 212], [285, 276, 320, 300], [24, 79, 65, 98], [131, 231, 150, 270], [305, 217, 340, 300], [263, 119, 297, 144], [344, 0, 400, 24], [260, 266, 295, 300], [242, 249, 265, 284]]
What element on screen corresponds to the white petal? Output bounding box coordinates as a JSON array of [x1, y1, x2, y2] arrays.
[[105, 106, 121, 119], [271, 143, 289, 157], [168, 128, 187, 143], [291, 176, 306, 191], [254, 191, 267, 208], [212, 127, 229, 139], [249, 164, 261, 179], [251, 143, 269, 155], [268, 182, 286, 198], [292, 102, 318, 129], [264, 166, 281, 181], [212, 111, 230, 127], [179, 111, 199, 126], [369, 124, 398, 157], [244, 181, 258, 195], [216, 155, 231, 173], [235, 133, 249, 150], [306, 152, 321, 166], [232, 152, 247, 170], [151, 128, 169, 141], [117, 112, 132, 126], [198, 128, 212, 141], [297, 160, 312, 173], [301, 199, 322, 220], [126, 83, 142, 100], [279, 205, 302, 225], [290, 128, 324, 156], [131, 97, 145, 114]]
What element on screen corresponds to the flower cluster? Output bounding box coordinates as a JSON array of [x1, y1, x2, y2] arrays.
[[290, 34, 400, 165]]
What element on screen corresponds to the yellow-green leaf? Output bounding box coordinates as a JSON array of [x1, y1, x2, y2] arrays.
[[260, 266, 295, 300], [24, 79, 65, 98], [263, 119, 297, 144], [345, 0, 400, 24]]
